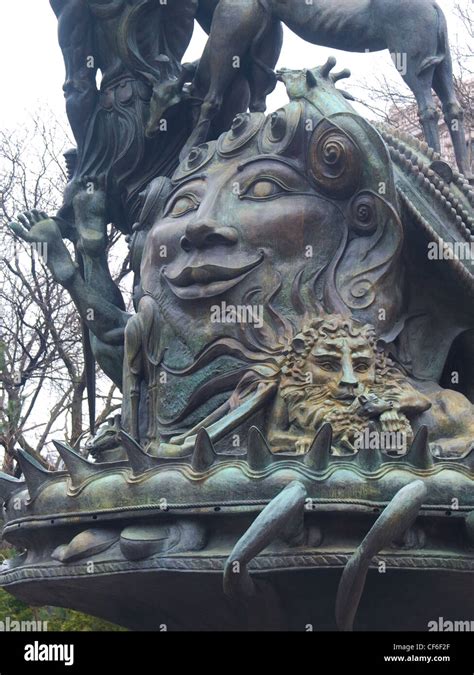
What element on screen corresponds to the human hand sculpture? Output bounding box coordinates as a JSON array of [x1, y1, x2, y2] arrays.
[[8, 209, 78, 286]]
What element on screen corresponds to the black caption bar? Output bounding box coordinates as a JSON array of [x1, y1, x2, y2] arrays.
[[0, 632, 471, 673]]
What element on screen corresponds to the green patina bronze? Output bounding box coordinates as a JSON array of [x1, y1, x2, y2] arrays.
[[1, 1, 473, 631]]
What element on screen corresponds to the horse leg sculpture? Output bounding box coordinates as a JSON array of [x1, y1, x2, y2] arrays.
[[335, 480, 428, 631], [223, 480, 307, 598], [387, 23, 442, 155], [433, 53, 472, 180], [245, 17, 282, 114], [385, 2, 470, 177], [181, 0, 267, 158]]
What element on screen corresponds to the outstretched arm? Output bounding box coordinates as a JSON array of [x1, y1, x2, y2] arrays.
[[8, 210, 129, 385]]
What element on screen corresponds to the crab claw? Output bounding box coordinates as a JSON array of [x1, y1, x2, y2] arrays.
[[335, 480, 427, 631], [223, 481, 307, 598]]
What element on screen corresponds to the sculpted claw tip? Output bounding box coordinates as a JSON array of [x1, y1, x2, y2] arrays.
[[118, 430, 155, 475], [53, 440, 100, 488], [16, 450, 53, 499], [191, 428, 217, 473], [304, 423, 332, 471], [247, 427, 274, 471], [406, 426, 433, 470]]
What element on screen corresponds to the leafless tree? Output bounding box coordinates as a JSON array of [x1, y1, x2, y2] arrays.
[[0, 109, 124, 475], [349, 0, 473, 167]]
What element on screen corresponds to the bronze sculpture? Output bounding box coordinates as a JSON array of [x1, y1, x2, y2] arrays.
[[1, 2, 473, 631], [185, 0, 472, 179]]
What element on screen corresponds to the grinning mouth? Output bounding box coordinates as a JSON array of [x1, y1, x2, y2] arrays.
[[164, 252, 264, 300]]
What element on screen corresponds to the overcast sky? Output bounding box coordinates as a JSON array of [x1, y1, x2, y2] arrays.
[[0, 0, 468, 131]]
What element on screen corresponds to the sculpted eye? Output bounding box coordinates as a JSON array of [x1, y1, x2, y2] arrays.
[[242, 177, 291, 200], [354, 362, 370, 373], [168, 194, 199, 217], [317, 360, 339, 372]]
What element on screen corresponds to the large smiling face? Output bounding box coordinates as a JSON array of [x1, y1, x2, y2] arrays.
[[138, 104, 404, 356], [140, 150, 346, 346]]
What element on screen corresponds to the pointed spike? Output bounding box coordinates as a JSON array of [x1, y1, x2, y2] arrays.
[[339, 89, 356, 101], [406, 426, 433, 470], [357, 446, 383, 472], [16, 450, 53, 499], [247, 426, 274, 471], [304, 423, 332, 471], [306, 69, 318, 88], [320, 56, 337, 78], [118, 431, 156, 475], [53, 440, 102, 488], [0, 472, 25, 504], [331, 68, 351, 83], [191, 429, 217, 473]]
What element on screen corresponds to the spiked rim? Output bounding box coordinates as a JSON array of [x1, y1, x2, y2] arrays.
[[304, 423, 332, 471], [247, 426, 274, 470], [16, 450, 55, 500], [0, 473, 25, 504], [118, 431, 156, 475], [191, 429, 218, 472]]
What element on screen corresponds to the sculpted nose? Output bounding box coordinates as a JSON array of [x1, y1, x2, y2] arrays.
[[340, 370, 358, 388], [181, 219, 238, 251], [339, 355, 358, 389]]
